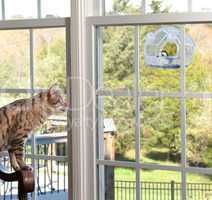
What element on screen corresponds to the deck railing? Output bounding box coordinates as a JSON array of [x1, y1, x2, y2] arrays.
[[0, 133, 68, 199], [1, 155, 212, 200], [0, 154, 68, 199], [0, 132, 212, 200]]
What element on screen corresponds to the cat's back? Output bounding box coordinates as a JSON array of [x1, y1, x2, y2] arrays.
[[0, 98, 31, 127]]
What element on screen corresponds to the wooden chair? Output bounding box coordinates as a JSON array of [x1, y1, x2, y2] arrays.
[[0, 165, 35, 200]]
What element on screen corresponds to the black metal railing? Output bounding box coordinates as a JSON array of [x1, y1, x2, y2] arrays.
[[0, 142, 68, 200], [115, 180, 212, 200], [1, 160, 212, 200]]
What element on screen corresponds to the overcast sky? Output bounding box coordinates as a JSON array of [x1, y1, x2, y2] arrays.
[[4, 0, 212, 19]]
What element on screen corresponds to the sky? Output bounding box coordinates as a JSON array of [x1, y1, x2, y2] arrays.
[[3, 0, 212, 19]]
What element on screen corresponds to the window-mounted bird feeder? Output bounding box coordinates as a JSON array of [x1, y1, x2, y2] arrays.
[[144, 26, 195, 69]]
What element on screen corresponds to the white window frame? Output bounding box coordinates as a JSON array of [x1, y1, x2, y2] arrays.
[[85, 12, 212, 200]]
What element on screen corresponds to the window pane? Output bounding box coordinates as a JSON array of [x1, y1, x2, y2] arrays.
[[141, 97, 181, 166], [186, 24, 212, 92], [105, 0, 143, 15], [187, 99, 212, 168], [0, 30, 30, 89], [192, 0, 212, 12], [34, 28, 66, 89], [98, 96, 136, 161], [187, 172, 212, 200], [98, 166, 136, 200], [141, 170, 182, 199], [34, 28, 68, 196], [146, 0, 188, 13], [5, 0, 37, 19], [102, 26, 135, 90], [0, 93, 30, 107], [140, 25, 181, 92], [42, 0, 70, 18]]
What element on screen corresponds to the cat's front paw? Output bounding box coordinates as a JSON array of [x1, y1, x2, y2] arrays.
[[21, 166, 32, 171]]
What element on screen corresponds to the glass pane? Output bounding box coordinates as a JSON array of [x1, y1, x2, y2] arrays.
[[34, 27, 68, 196], [141, 170, 182, 200], [5, 0, 37, 19], [0, 30, 30, 89], [146, 0, 188, 13], [192, 0, 212, 12], [141, 97, 181, 166], [140, 25, 181, 92], [36, 157, 68, 194], [102, 26, 135, 90], [98, 96, 136, 161], [186, 24, 212, 92], [187, 172, 212, 200], [34, 28, 66, 89], [105, 0, 143, 15], [98, 166, 136, 200], [187, 99, 212, 168], [42, 0, 70, 18], [0, 93, 30, 107]]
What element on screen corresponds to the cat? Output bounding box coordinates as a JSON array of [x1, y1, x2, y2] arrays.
[[0, 85, 67, 171]]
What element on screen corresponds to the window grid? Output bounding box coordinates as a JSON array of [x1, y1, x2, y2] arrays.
[[96, 26, 105, 200], [29, 28, 38, 199], [134, 25, 141, 200], [0, 18, 70, 200], [1, 0, 4, 19], [0, 0, 70, 20], [94, 14, 212, 200], [180, 25, 187, 200], [37, 0, 41, 18]]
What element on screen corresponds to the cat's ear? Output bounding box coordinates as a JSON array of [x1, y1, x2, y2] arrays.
[[48, 85, 60, 96]]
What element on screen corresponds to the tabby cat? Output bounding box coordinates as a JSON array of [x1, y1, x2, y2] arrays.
[[0, 85, 67, 171]]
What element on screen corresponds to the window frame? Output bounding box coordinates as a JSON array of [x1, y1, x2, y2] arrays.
[[86, 12, 212, 200], [0, 17, 71, 200]]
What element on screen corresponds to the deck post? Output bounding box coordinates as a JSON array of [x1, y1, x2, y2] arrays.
[[171, 180, 175, 200], [104, 131, 116, 200]]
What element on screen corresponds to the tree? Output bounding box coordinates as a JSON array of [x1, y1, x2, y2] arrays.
[[150, 0, 170, 13], [113, 0, 130, 13]]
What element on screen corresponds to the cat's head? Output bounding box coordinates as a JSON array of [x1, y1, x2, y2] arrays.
[[46, 85, 67, 112]]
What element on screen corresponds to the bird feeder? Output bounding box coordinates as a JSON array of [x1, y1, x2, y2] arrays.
[[144, 26, 195, 69]]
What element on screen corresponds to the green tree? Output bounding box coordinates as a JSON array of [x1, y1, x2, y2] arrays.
[[113, 0, 130, 13], [150, 0, 170, 13]]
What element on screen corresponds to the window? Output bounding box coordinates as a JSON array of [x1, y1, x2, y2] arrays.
[[0, 0, 70, 19], [89, 9, 212, 200], [0, 1, 72, 199], [5, 0, 37, 19], [0, 19, 70, 200], [104, 0, 189, 15]]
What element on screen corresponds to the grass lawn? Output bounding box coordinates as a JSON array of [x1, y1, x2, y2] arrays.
[[115, 148, 212, 183], [115, 168, 212, 183]]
